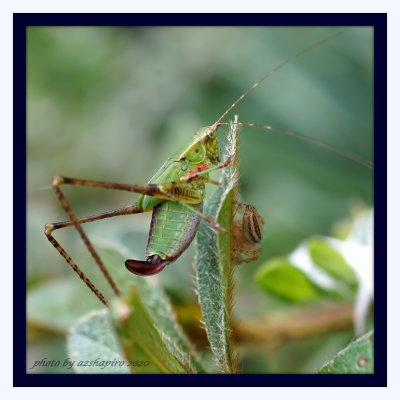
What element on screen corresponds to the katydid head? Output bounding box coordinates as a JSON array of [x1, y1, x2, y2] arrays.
[[177, 126, 220, 165]]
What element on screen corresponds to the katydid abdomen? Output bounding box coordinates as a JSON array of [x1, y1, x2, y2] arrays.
[[125, 201, 202, 276]]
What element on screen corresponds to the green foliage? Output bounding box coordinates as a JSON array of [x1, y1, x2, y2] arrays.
[[125, 282, 205, 373], [254, 231, 368, 303], [65, 279, 204, 374], [195, 122, 239, 374], [255, 258, 324, 303], [308, 237, 358, 288], [110, 288, 191, 373], [65, 240, 206, 374], [28, 279, 101, 332], [68, 310, 130, 374], [318, 330, 374, 374]]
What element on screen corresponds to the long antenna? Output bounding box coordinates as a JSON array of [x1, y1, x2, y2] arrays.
[[213, 31, 373, 170], [217, 122, 373, 170], [215, 31, 343, 125]]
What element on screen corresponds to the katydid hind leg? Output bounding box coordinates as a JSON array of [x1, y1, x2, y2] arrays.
[[45, 176, 147, 304], [45, 227, 109, 306], [50, 204, 145, 231]]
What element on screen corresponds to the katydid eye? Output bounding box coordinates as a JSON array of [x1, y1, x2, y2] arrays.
[[186, 144, 206, 164]]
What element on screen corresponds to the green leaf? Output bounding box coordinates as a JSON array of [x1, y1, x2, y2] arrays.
[[308, 237, 358, 288], [255, 258, 323, 303], [28, 279, 102, 332], [87, 240, 206, 373], [194, 121, 239, 374], [110, 287, 190, 374], [318, 330, 374, 373], [27, 234, 146, 333], [68, 310, 130, 374], [43, 239, 204, 374]]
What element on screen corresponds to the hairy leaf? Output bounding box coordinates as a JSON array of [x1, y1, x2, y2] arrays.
[[111, 287, 190, 374], [318, 330, 374, 373], [92, 240, 206, 373], [68, 310, 130, 374], [63, 239, 205, 374], [194, 120, 239, 373]]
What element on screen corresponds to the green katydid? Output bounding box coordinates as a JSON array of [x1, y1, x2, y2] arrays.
[[44, 32, 373, 307]]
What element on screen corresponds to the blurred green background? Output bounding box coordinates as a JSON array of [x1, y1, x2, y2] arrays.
[[27, 26, 373, 373]]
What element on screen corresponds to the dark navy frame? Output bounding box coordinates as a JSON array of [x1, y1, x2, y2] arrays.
[[13, 13, 387, 387]]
